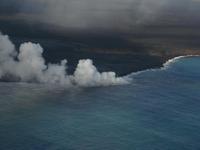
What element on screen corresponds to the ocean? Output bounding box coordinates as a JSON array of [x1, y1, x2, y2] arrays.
[[0, 56, 200, 150]]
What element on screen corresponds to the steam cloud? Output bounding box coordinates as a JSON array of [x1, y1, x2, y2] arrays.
[[0, 32, 130, 87]]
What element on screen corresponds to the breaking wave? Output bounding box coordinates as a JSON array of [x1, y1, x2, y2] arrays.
[[127, 55, 200, 77]]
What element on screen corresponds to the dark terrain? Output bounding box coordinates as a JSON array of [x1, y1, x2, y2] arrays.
[[1, 19, 200, 76]]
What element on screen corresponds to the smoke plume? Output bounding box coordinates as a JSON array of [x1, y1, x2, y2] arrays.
[[0, 32, 130, 87]]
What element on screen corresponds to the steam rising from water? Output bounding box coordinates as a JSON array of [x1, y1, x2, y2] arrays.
[[0, 32, 130, 87]]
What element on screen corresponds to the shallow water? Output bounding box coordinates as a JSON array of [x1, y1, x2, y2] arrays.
[[0, 56, 200, 150]]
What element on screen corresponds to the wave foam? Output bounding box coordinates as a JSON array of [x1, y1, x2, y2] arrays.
[[127, 55, 200, 78], [163, 55, 199, 69]]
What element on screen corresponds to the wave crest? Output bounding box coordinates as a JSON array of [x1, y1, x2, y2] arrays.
[[127, 55, 200, 78]]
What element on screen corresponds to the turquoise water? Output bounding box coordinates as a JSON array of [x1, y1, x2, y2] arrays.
[[0, 56, 200, 150]]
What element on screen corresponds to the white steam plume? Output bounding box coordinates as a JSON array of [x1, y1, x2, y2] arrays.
[[0, 32, 130, 87]]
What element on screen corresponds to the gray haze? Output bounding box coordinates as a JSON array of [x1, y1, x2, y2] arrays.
[[1, 0, 200, 32]]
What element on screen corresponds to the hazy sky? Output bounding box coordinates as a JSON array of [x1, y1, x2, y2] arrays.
[[1, 0, 200, 32]]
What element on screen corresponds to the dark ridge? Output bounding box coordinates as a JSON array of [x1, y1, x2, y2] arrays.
[[0, 19, 200, 76]]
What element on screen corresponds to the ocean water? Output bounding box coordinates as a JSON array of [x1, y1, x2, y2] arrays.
[[0, 56, 200, 150]]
